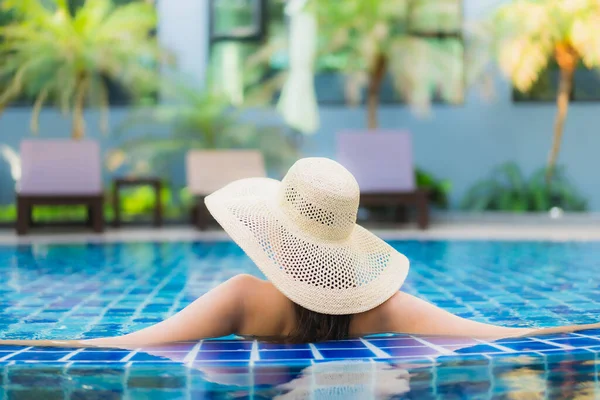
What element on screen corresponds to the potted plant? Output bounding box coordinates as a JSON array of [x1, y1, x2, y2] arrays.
[[0, 0, 161, 139], [484, 0, 600, 179]]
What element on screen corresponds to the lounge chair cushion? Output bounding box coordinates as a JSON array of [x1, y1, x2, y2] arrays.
[[336, 131, 416, 193], [19, 139, 103, 195]]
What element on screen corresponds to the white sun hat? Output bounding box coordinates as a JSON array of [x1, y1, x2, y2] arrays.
[[205, 157, 410, 315]]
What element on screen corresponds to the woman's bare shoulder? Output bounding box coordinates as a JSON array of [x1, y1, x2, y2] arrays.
[[351, 291, 466, 336], [233, 275, 296, 337], [350, 291, 406, 336], [227, 274, 282, 297], [244, 276, 294, 313], [355, 291, 536, 338]]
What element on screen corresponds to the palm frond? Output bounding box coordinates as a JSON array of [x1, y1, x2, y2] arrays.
[[0, 0, 161, 138], [95, 2, 156, 40], [387, 35, 463, 113], [387, 36, 432, 113], [30, 85, 49, 133], [492, 1, 557, 39], [468, 0, 564, 93], [570, 14, 600, 68], [1, 0, 57, 20], [498, 36, 553, 92], [116, 81, 298, 175], [491, 2, 556, 91], [0, 59, 35, 104], [409, 0, 461, 34]]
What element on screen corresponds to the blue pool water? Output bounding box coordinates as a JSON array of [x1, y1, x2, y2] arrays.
[[1, 240, 600, 399]]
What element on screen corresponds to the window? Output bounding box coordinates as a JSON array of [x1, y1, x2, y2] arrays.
[[208, 0, 283, 105], [0, 0, 156, 107], [208, 0, 465, 105], [513, 62, 600, 102], [209, 0, 267, 41]]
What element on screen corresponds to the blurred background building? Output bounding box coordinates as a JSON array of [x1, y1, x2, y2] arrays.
[[0, 0, 599, 227]]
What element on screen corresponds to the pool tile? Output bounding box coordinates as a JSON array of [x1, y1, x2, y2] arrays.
[[70, 351, 130, 361], [383, 346, 441, 357], [195, 351, 252, 361], [28, 347, 82, 352], [258, 350, 313, 360], [139, 342, 197, 352], [500, 341, 563, 351], [494, 337, 535, 344], [368, 338, 425, 347], [258, 343, 310, 350], [8, 352, 70, 361], [0, 345, 28, 351], [549, 337, 600, 346], [319, 349, 375, 359], [542, 348, 596, 360], [191, 360, 255, 368], [314, 340, 366, 349], [422, 337, 481, 346], [129, 353, 173, 362], [4, 389, 64, 399], [201, 341, 253, 351], [534, 333, 573, 340], [576, 329, 600, 336], [492, 351, 543, 362], [451, 345, 506, 354]]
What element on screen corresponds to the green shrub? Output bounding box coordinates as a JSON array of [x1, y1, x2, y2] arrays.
[[0, 204, 16, 222], [416, 168, 452, 209], [461, 162, 587, 212]]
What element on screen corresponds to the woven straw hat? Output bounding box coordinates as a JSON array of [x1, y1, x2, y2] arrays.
[[205, 157, 410, 315]]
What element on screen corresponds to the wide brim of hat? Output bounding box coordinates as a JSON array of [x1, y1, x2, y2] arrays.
[[205, 177, 410, 315]]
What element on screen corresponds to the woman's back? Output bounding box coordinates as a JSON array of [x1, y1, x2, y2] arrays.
[[231, 275, 398, 341], [208, 275, 390, 342]]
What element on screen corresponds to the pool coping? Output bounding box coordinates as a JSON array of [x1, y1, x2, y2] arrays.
[[1, 331, 600, 368], [2, 221, 600, 245]]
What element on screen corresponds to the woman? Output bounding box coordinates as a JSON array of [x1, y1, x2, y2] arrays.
[[1, 158, 597, 348]]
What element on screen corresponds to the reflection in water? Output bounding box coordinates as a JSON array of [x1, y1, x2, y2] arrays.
[[497, 366, 546, 398], [2, 349, 600, 399], [272, 361, 411, 400], [131, 343, 600, 399], [494, 355, 598, 400]]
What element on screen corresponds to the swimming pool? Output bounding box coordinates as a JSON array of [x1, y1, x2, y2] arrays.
[[1, 240, 600, 399]]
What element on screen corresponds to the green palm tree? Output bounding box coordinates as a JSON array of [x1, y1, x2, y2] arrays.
[[110, 82, 298, 176], [0, 0, 161, 139], [306, 0, 464, 129], [488, 0, 600, 178], [242, 0, 463, 130]]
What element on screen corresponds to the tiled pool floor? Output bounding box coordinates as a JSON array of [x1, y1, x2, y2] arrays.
[[2, 240, 600, 398]]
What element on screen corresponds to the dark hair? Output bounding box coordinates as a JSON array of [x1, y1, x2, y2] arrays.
[[286, 302, 353, 343]]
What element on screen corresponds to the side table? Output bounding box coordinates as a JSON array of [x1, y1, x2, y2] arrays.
[[113, 177, 162, 227]]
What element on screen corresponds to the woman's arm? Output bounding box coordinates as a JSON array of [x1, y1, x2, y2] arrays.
[[0, 274, 258, 349], [380, 292, 600, 339]]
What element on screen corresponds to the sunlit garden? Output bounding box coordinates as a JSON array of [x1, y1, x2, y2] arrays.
[[0, 0, 599, 228]]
